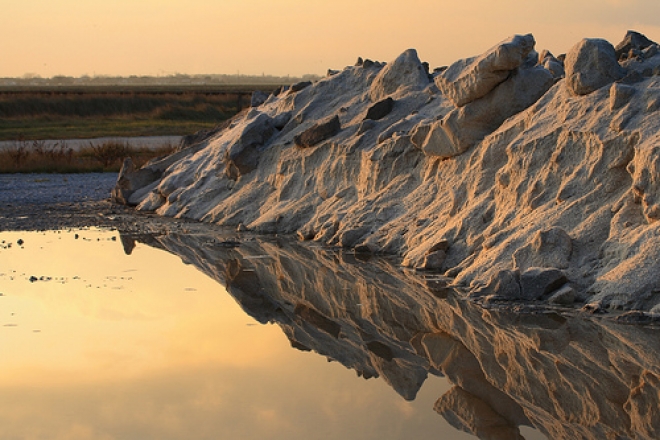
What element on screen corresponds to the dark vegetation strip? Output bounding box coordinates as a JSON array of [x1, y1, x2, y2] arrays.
[[0, 85, 280, 141], [0, 119, 218, 141], [0, 139, 176, 173], [0, 84, 282, 94]]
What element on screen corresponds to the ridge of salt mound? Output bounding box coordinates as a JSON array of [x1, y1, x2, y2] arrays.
[[113, 31, 660, 312], [436, 33, 536, 107]]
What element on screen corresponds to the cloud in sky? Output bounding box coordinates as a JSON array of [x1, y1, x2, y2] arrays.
[[1, 0, 659, 77]]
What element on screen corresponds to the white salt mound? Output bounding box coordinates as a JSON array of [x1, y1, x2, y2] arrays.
[[113, 31, 660, 312]]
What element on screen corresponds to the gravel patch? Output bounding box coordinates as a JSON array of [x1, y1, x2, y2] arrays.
[[0, 173, 118, 206], [0, 172, 232, 234]]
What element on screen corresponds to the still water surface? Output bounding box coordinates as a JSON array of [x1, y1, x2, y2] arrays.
[[0, 229, 548, 439]]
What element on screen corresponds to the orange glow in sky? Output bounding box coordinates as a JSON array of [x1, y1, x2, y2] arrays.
[[1, 0, 659, 77]]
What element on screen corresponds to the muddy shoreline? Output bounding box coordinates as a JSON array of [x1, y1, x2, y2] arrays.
[[0, 194, 636, 322], [2, 173, 657, 324], [0, 198, 239, 236], [0, 172, 224, 233]]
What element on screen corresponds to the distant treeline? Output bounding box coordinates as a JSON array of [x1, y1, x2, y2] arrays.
[[0, 73, 322, 88]]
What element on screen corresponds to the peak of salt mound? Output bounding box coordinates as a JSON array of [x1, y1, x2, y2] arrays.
[[436, 33, 537, 107], [565, 38, 626, 95], [113, 30, 660, 312]]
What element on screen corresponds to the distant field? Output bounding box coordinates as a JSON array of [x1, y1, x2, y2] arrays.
[[0, 84, 280, 141]]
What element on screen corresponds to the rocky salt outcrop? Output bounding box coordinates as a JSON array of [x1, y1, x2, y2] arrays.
[[565, 38, 626, 95], [412, 63, 554, 158], [369, 48, 430, 101], [293, 115, 341, 148], [616, 30, 657, 61], [225, 113, 277, 179], [435, 34, 537, 107], [114, 31, 660, 312]]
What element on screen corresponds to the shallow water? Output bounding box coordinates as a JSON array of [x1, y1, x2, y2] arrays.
[[0, 229, 551, 440], [4, 228, 660, 440]]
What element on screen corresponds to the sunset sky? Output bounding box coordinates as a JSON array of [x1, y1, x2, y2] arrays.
[[1, 0, 659, 78]]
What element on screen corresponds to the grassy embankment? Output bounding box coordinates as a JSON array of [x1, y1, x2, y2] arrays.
[[0, 85, 276, 173]]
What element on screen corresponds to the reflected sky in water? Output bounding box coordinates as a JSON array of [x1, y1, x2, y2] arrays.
[[0, 229, 494, 440]]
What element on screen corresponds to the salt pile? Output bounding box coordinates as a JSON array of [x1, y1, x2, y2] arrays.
[[113, 31, 660, 312]]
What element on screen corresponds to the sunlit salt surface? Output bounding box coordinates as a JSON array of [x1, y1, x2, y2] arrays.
[[0, 229, 549, 440]]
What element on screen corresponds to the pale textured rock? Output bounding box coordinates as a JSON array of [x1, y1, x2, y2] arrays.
[[272, 111, 292, 130], [420, 249, 446, 271], [112, 141, 206, 205], [357, 119, 377, 135], [627, 142, 660, 222], [409, 121, 432, 150], [472, 269, 521, 299], [543, 57, 565, 78], [411, 119, 460, 158], [443, 66, 553, 153], [369, 49, 429, 101], [565, 38, 626, 95], [615, 30, 657, 60], [610, 82, 636, 110], [225, 113, 276, 179], [250, 90, 269, 107], [362, 59, 375, 69], [418, 65, 553, 158], [377, 113, 424, 144], [537, 49, 555, 64], [111, 158, 154, 205], [513, 228, 573, 271], [643, 45, 659, 60], [289, 81, 312, 94], [436, 34, 536, 107]]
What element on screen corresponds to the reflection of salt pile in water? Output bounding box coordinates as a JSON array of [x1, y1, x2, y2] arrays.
[[127, 231, 660, 440], [114, 31, 660, 311]]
